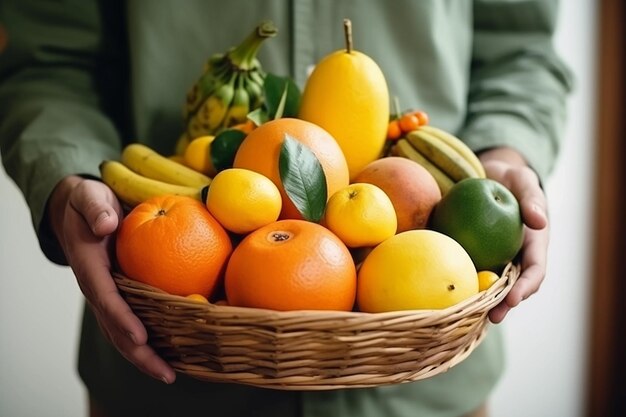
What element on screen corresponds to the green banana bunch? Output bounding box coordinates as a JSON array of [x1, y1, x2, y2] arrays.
[[183, 21, 277, 140], [390, 125, 486, 195], [100, 143, 210, 207]]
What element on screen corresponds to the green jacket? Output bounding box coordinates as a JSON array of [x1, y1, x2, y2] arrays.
[[0, 1, 572, 416]]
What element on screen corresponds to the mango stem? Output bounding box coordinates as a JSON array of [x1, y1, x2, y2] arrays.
[[343, 18, 353, 53]]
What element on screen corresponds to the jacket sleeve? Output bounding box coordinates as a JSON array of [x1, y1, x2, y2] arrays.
[[460, 0, 574, 182], [0, 0, 125, 264]]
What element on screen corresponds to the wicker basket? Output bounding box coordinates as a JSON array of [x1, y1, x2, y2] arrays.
[[113, 262, 519, 390]]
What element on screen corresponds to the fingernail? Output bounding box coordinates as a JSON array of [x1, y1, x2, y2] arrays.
[[95, 211, 110, 225], [127, 331, 138, 345], [92, 211, 110, 234], [161, 376, 170, 384], [533, 204, 545, 217]]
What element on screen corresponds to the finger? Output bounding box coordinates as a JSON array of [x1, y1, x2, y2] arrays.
[[72, 250, 148, 347], [69, 180, 121, 237], [506, 167, 548, 230], [489, 229, 547, 323], [63, 205, 148, 348], [108, 324, 177, 384]]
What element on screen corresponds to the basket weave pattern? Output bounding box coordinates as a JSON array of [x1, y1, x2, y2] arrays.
[[113, 262, 519, 390]]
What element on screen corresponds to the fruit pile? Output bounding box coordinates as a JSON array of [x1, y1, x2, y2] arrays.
[[103, 20, 523, 314]]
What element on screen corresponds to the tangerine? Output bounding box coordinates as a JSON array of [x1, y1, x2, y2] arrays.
[[225, 219, 357, 311], [233, 118, 350, 219], [323, 183, 397, 248], [116, 195, 232, 298]]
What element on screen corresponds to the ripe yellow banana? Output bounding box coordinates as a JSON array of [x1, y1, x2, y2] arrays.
[[121, 143, 212, 188], [417, 125, 486, 178], [99, 160, 203, 207], [391, 139, 455, 195], [405, 130, 481, 182]]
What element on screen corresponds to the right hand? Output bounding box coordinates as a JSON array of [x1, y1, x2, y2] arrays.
[[47, 175, 176, 384]]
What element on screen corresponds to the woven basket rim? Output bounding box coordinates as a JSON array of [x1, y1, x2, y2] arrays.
[[113, 262, 519, 322]]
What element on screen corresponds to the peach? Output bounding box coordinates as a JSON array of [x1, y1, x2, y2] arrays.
[[353, 157, 441, 232]]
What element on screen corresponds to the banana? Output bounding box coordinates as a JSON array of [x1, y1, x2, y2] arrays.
[[417, 125, 486, 178], [99, 160, 203, 207], [391, 139, 455, 195], [243, 73, 264, 109], [121, 143, 211, 188], [222, 74, 250, 127], [183, 21, 277, 136], [405, 130, 481, 182]]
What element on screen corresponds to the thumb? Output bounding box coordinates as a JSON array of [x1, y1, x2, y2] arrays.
[[69, 179, 121, 236]]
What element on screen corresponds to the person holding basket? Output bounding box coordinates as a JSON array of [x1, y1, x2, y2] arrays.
[[0, 1, 572, 416]]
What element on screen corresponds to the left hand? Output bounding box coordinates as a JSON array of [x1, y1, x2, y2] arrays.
[[478, 147, 549, 324]]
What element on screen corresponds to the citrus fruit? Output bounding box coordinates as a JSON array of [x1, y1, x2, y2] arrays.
[[116, 195, 232, 298], [477, 270, 500, 291], [357, 230, 478, 312], [323, 183, 397, 248], [430, 178, 524, 272], [205, 168, 282, 234], [184, 135, 217, 176], [186, 294, 209, 304], [233, 118, 350, 219], [298, 23, 389, 179], [353, 156, 441, 232], [225, 219, 357, 311]]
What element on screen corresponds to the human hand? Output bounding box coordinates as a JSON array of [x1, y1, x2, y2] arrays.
[[47, 175, 176, 383], [477, 148, 549, 324]]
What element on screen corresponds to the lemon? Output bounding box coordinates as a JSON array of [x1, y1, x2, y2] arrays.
[[298, 35, 389, 180], [324, 183, 397, 248], [357, 230, 478, 312], [186, 293, 209, 304], [477, 270, 500, 291], [205, 168, 282, 234], [183, 135, 216, 176]]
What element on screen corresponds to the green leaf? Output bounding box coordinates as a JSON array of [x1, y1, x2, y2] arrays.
[[279, 134, 327, 222], [274, 85, 288, 120], [263, 73, 301, 119], [246, 107, 268, 126], [210, 129, 247, 173]]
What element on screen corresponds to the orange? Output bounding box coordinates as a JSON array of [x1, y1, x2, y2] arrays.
[[357, 230, 478, 312], [323, 183, 397, 248], [116, 195, 232, 298], [233, 118, 350, 219], [225, 219, 357, 311]]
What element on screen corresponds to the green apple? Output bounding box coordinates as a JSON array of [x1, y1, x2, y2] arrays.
[[429, 178, 524, 272]]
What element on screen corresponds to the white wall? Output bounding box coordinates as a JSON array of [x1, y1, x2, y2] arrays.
[[491, 0, 596, 416], [0, 176, 86, 417], [0, 1, 596, 416]]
